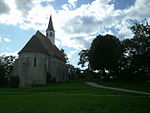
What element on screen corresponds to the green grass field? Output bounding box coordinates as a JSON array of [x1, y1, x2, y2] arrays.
[[97, 81, 150, 92], [0, 81, 150, 113]]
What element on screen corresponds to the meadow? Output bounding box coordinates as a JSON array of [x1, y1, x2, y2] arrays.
[[0, 81, 150, 113]]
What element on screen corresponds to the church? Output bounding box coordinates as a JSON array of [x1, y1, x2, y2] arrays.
[[14, 16, 68, 87]]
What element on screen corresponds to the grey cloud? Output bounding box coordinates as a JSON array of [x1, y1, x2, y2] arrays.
[[62, 16, 102, 34], [124, 0, 150, 21], [15, 0, 34, 16], [71, 36, 91, 49], [0, 0, 10, 14]]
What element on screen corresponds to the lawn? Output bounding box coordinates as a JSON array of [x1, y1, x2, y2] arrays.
[[97, 80, 150, 93], [0, 81, 150, 113]]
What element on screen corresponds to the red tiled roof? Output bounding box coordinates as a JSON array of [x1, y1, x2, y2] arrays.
[[19, 31, 65, 61]]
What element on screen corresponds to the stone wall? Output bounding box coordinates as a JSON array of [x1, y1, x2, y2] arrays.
[[15, 52, 68, 87], [18, 52, 49, 87], [49, 56, 68, 82]]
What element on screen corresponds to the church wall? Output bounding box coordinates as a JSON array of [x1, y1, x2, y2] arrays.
[[17, 52, 68, 87], [18, 52, 49, 87], [50, 57, 68, 82]]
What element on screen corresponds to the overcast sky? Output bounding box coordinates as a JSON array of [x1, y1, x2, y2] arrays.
[[0, 0, 150, 68]]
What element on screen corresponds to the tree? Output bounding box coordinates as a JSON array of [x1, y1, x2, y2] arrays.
[[67, 64, 81, 80], [122, 22, 150, 81], [130, 22, 150, 73], [89, 34, 123, 77], [60, 49, 68, 63], [0, 57, 7, 86], [78, 49, 89, 68], [0, 55, 16, 87]]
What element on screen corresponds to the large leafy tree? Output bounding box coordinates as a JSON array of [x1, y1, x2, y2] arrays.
[[89, 34, 123, 76], [123, 22, 150, 78]]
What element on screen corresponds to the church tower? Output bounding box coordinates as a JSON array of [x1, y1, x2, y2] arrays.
[[46, 15, 55, 44]]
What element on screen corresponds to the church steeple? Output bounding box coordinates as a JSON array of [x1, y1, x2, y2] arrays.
[[46, 15, 55, 44]]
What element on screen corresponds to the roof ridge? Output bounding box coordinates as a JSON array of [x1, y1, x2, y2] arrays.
[[19, 30, 65, 61]]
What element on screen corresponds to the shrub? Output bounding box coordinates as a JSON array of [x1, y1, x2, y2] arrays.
[[10, 76, 20, 88], [46, 72, 56, 84], [0, 75, 8, 87]]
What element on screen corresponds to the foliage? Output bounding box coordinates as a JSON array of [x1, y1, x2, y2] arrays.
[[10, 76, 20, 88], [67, 64, 81, 80], [60, 49, 69, 63], [46, 72, 56, 84], [0, 55, 16, 87], [89, 34, 123, 77], [78, 49, 90, 68], [46, 72, 51, 84], [121, 22, 150, 81], [78, 22, 150, 82]]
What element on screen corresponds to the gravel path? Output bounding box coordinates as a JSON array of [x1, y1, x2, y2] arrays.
[[86, 82, 150, 95]]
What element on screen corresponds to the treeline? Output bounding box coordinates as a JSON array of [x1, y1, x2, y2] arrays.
[[78, 22, 150, 82], [0, 56, 19, 87]]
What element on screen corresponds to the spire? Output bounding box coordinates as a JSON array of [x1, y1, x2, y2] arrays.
[[46, 15, 55, 45], [46, 15, 54, 31]]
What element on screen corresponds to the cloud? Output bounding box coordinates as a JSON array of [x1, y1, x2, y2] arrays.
[[0, 0, 22, 25], [62, 16, 101, 34], [125, 0, 150, 20], [67, 50, 77, 59], [15, 0, 34, 16], [15, 0, 55, 16], [55, 40, 61, 47], [0, 0, 10, 14], [0, 0, 150, 51], [1, 0, 150, 67], [68, 0, 78, 8], [70, 36, 91, 49], [3, 38, 11, 42], [0, 51, 18, 56], [20, 4, 56, 30], [41, 0, 55, 2], [0, 38, 11, 43]]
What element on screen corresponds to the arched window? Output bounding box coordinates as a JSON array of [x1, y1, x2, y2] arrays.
[[34, 57, 36, 67]]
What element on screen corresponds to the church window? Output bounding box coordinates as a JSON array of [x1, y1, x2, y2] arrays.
[[50, 32, 52, 37], [34, 57, 37, 67]]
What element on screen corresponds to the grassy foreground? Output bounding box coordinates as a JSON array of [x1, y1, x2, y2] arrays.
[[97, 81, 150, 93], [0, 81, 150, 113]]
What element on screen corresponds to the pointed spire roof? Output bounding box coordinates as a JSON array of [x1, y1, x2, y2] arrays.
[[46, 15, 54, 31]]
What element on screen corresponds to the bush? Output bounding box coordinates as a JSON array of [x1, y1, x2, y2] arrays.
[[46, 72, 56, 84], [0, 75, 8, 87], [10, 76, 20, 88]]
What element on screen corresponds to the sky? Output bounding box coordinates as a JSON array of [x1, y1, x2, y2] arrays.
[[0, 0, 150, 68]]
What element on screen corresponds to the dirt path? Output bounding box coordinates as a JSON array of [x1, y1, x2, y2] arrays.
[[86, 82, 150, 95]]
